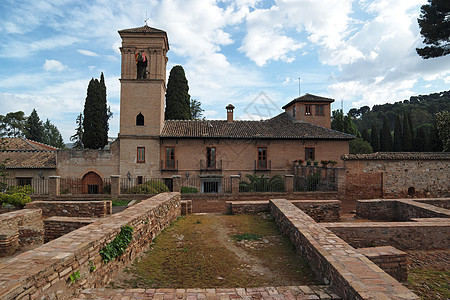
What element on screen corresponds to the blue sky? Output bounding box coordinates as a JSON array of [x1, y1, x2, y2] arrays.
[[1, 0, 449, 143]]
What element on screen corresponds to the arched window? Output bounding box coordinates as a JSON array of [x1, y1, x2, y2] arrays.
[[136, 113, 144, 126]]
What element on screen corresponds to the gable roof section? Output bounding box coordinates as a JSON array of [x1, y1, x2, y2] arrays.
[[1, 138, 57, 169], [4, 138, 57, 151], [282, 93, 334, 109], [118, 25, 166, 34], [161, 112, 353, 140]]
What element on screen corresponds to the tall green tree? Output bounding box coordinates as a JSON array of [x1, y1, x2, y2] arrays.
[[380, 116, 393, 151], [402, 112, 414, 151], [414, 127, 427, 152], [416, 0, 450, 59], [165, 65, 191, 120], [190, 99, 204, 120], [428, 123, 444, 151], [349, 138, 373, 154], [70, 113, 84, 149], [435, 110, 450, 151], [362, 128, 370, 143], [370, 124, 380, 152], [82, 73, 111, 149], [331, 109, 345, 132], [25, 109, 44, 142], [393, 114, 403, 152], [42, 119, 64, 148], [0, 111, 26, 137]]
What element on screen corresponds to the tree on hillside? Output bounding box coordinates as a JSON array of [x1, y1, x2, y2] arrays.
[[349, 138, 373, 154], [402, 112, 414, 151], [42, 119, 64, 148], [428, 123, 444, 151], [370, 124, 380, 152], [0, 111, 26, 138], [414, 127, 427, 152], [190, 99, 204, 120], [393, 115, 403, 152], [435, 110, 450, 151], [165, 65, 191, 120], [380, 116, 393, 151], [70, 113, 84, 149], [82, 73, 111, 149], [362, 129, 370, 143], [25, 109, 43, 142], [416, 0, 450, 59]]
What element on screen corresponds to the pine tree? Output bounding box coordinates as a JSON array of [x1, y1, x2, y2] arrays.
[[393, 114, 403, 152], [370, 124, 380, 152], [165, 65, 191, 120], [42, 119, 64, 148], [435, 110, 450, 151], [380, 116, 393, 151], [414, 127, 427, 152], [70, 113, 84, 149], [402, 112, 414, 151], [25, 109, 43, 142], [190, 99, 204, 120]]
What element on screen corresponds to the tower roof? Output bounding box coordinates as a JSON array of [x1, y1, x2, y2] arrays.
[[282, 93, 334, 109], [118, 25, 166, 34]]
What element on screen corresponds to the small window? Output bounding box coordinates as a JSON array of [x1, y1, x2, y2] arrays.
[[292, 105, 296, 117], [305, 105, 312, 115], [17, 178, 32, 186], [136, 113, 144, 126], [305, 147, 315, 161], [206, 147, 216, 168], [257, 147, 267, 169], [165, 147, 175, 169], [137, 176, 143, 185], [315, 105, 324, 116], [137, 147, 145, 163]]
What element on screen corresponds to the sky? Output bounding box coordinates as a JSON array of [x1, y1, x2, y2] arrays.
[[0, 0, 449, 143]]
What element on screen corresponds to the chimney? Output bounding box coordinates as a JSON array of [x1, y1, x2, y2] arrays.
[[226, 104, 235, 122]]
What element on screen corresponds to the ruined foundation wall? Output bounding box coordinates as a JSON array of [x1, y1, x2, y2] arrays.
[[26, 200, 112, 218]]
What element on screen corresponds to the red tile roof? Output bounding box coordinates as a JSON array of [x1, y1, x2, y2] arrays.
[[282, 93, 334, 109], [1, 138, 57, 169], [118, 25, 166, 34]]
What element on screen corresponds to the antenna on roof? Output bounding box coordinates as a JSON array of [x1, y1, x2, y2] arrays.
[[298, 77, 301, 96], [144, 12, 148, 26]]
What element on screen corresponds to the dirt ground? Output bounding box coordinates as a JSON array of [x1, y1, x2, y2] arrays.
[[109, 213, 318, 289]]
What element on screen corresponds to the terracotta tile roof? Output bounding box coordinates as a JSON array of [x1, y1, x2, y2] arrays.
[[118, 25, 166, 34], [161, 112, 353, 140], [282, 93, 334, 109], [1, 138, 57, 168], [342, 152, 450, 160]]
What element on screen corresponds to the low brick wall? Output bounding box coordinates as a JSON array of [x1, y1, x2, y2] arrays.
[[357, 246, 407, 282], [0, 209, 44, 256], [269, 199, 418, 299], [227, 200, 340, 222], [0, 192, 181, 300], [322, 220, 450, 250], [26, 200, 112, 218], [44, 217, 97, 243]]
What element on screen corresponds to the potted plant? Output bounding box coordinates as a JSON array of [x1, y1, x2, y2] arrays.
[[306, 159, 312, 166], [313, 161, 319, 166], [321, 160, 329, 167], [298, 159, 304, 165], [328, 160, 337, 167]]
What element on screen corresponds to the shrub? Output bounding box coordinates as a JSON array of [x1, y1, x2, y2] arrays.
[[0, 192, 31, 207], [306, 173, 321, 191], [181, 186, 198, 194], [7, 185, 34, 194], [239, 174, 285, 192], [145, 180, 170, 193], [125, 180, 169, 194]]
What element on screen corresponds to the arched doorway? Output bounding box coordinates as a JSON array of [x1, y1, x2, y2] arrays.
[[82, 172, 103, 194]]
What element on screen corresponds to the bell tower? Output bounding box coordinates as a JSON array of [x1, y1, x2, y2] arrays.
[[118, 25, 169, 177]]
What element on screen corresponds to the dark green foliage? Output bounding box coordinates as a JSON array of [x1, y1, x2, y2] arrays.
[[82, 73, 111, 149], [393, 115, 403, 152], [165, 66, 191, 120], [380, 116, 393, 151], [370, 124, 380, 152], [125, 180, 170, 194], [362, 129, 370, 143], [181, 186, 198, 194], [416, 0, 450, 59], [349, 138, 373, 154], [190, 99, 204, 120], [99, 225, 133, 263], [232, 233, 262, 241], [428, 124, 444, 151], [70, 113, 84, 149], [414, 127, 427, 152], [239, 174, 284, 192], [402, 112, 414, 151], [42, 119, 64, 148], [435, 110, 450, 151], [0, 185, 34, 207], [0, 111, 26, 137], [331, 109, 358, 136], [25, 109, 43, 142]]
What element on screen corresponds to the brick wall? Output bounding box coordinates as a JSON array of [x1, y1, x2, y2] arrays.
[[343, 153, 450, 199], [26, 200, 112, 218], [44, 217, 97, 243], [0, 192, 180, 300], [357, 246, 407, 282], [269, 199, 418, 299], [0, 209, 44, 257]]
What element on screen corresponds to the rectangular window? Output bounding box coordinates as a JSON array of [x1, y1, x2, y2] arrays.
[[165, 147, 175, 169], [305, 147, 315, 161], [315, 105, 324, 116], [17, 178, 32, 186], [305, 105, 312, 115], [137, 147, 145, 163], [206, 147, 216, 168], [137, 176, 143, 185], [257, 147, 267, 169]]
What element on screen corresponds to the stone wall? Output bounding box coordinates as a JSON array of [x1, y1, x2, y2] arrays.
[[269, 199, 418, 299], [44, 217, 97, 243], [343, 152, 450, 199], [414, 198, 450, 209], [357, 246, 407, 282], [0, 192, 180, 300], [323, 221, 450, 250], [26, 200, 112, 218], [0, 209, 44, 256]]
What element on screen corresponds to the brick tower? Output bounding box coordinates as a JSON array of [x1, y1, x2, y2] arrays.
[[118, 25, 169, 178]]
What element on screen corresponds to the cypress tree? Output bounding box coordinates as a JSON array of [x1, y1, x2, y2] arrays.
[[428, 123, 443, 151], [362, 129, 370, 143], [402, 112, 413, 151], [25, 109, 43, 142], [393, 114, 403, 152], [165, 65, 191, 120], [370, 124, 380, 152], [414, 127, 427, 152], [380, 116, 393, 151]]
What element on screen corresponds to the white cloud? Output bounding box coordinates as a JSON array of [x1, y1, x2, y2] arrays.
[[43, 59, 67, 71], [78, 49, 99, 57]]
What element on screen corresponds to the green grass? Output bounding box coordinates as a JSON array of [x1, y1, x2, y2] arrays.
[[232, 233, 262, 241], [407, 269, 450, 300], [111, 200, 131, 207]]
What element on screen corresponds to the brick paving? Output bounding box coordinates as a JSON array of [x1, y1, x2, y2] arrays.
[[74, 285, 341, 299]]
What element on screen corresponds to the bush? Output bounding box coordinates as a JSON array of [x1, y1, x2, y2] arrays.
[[7, 185, 34, 194], [0, 192, 31, 208], [124, 180, 169, 194], [145, 180, 170, 193], [239, 174, 285, 192], [181, 186, 198, 194]]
